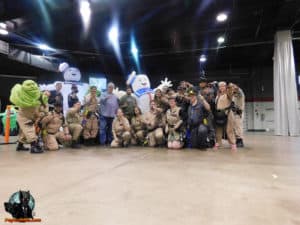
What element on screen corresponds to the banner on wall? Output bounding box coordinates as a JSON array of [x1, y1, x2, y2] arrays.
[[89, 77, 107, 92]]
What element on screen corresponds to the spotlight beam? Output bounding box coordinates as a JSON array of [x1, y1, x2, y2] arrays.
[[108, 24, 126, 74]]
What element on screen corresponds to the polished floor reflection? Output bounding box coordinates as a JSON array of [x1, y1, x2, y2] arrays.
[[0, 133, 300, 225]]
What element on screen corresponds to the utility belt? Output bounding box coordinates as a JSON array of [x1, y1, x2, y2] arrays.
[[232, 107, 243, 116], [147, 126, 159, 132], [86, 111, 99, 119], [45, 128, 61, 135]]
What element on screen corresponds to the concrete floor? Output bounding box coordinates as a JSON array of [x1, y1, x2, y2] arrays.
[[1, 133, 300, 225]]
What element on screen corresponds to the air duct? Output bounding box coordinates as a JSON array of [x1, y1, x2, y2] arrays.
[[0, 40, 59, 72]]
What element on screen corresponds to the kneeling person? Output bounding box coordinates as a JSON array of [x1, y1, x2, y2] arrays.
[[166, 96, 184, 149], [144, 101, 165, 147], [66, 102, 83, 148], [41, 103, 72, 150], [111, 108, 131, 147], [131, 107, 147, 145]]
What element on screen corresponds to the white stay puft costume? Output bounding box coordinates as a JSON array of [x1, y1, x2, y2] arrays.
[[125, 71, 173, 113], [126, 71, 154, 114], [39, 62, 90, 113]]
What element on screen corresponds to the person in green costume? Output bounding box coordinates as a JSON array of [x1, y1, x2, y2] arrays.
[[10, 80, 46, 153]]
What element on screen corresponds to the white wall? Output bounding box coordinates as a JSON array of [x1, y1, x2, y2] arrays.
[[245, 101, 300, 131]]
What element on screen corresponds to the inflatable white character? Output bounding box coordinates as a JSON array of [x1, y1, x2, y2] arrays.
[[112, 87, 126, 99], [39, 62, 89, 113], [126, 71, 153, 113], [154, 77, 173, 93], [59, 62, 82, 82]]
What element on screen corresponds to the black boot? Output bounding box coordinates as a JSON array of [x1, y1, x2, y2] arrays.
[[30, 142, 44, 154], [16, 142, 29, 151], [71, 140, 81, 149], [122, 142, 129, 148], [236, 138, 244, 148], [208, 139, 215, 148], [90, 138, 96, 146], [83, 139, 90, 146], [199, 146, 207, 151], [84, 138, 94, 146]]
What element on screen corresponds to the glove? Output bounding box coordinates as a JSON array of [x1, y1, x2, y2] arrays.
[[64, 134, 72, 141]]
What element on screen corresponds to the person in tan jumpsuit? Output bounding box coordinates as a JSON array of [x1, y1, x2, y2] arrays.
[[17, 90, 50, 154], [66, 101, 83, 148], [41, 103, 72, 150], [144, 100, 165, 147], [166, 95, 184, 149], [17, 105, 43, 153], [131, 106, 147, 145], [214, 81, 236, 151], [111, 108, 131, 147], [228, 83, 245, 148], [82, 86, 99, 145]]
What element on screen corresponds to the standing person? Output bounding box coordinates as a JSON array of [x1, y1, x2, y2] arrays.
[[187, 87, 210, 149], [111, 108, 131, 147], [176, 85, 190, 146], [131, 106, 147, 145], [175, 86, 189, 118], [229, 83, 245, 148], [99, 82, 119, 145], [166, 95, 184, 149], [198, 74, 216, 148], [66, 101, 83, 148], [41, 103, 72, 150], [49, 82, 64, 111], [144, 100, 165, 147], [9, 80, 45, 153], [119, 86, 137, 121], [68, 84, 79, 108], [214, 81, 237, 151], [82, 86, 99, 145]]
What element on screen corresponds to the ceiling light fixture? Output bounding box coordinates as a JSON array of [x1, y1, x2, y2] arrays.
[[217, 36, 225, 44], [216, 13, 228, 22], [0, 29, 8, 35], [131, 46, 138, 55], [108, 26, 119, 44], [37, 43, 53, 51], [199, 55, 207, 62], [0, 22, 7, 29], [80, 0, 91, 24]]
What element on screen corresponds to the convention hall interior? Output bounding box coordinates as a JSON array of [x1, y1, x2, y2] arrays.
[[0, 0, 300, 224]]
